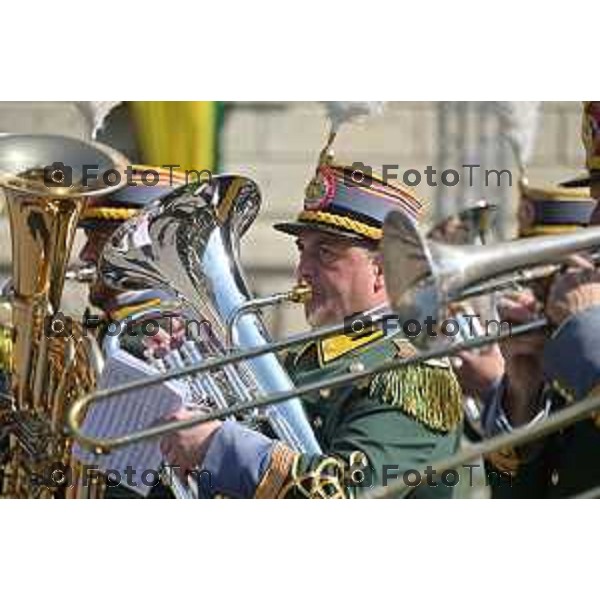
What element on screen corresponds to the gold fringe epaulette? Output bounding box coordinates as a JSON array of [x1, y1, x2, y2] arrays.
[[0, 325, 12, 373], [369, 363, 463, 432]]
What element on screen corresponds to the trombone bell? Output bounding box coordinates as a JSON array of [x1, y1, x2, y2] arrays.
[[383, 208, 600, 346]]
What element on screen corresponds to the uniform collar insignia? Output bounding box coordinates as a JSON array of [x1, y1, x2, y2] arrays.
[[318, 329, 384, 365]]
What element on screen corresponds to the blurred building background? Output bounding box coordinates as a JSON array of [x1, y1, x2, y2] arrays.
[[0, 101, 587, 338]]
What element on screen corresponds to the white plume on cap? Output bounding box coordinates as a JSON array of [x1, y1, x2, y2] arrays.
[[76, 101, 123, 139], [493, 101, 541, 174], [322, 101, 385, 135]]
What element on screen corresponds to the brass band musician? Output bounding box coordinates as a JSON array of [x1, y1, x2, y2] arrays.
[[157, 157, 465, 499], [462, 101, 600, 497]]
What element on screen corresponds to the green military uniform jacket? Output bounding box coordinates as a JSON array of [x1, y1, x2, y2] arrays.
[[273, 328, 464, 498]]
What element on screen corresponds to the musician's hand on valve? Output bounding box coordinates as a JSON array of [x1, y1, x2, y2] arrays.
[[496, 289, 547, 427], [454, 344, 505, 400], [497, 289, 546, 358], [159, 408, 221, 475]]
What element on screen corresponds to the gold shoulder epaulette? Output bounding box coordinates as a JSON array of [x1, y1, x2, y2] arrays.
[[369, 360, 463, 432]]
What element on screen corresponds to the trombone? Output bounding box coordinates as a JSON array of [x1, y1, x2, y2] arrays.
[[67, 210, 600, 454], [382, 208, 600, 337], [67, 319, 546, 455]]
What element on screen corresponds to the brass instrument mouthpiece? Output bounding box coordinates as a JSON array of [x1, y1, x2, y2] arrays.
[[287, 282, 312, 304], [65, 265, 97, 283]]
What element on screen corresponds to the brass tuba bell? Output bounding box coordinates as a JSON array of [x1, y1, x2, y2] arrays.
[[0, 134, 128, 498]]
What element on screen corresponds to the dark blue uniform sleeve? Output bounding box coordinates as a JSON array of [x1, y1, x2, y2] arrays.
[[198, 420, 354, 499], [543, 306, 600, 402]]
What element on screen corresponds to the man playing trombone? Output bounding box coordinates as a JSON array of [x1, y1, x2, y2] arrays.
[[478, 101, 600, 498], [158, 159, 466, 499]]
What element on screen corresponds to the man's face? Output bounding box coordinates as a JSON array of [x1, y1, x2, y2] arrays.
[[294, 230, 388, 328], [78, 222, 121, 309]]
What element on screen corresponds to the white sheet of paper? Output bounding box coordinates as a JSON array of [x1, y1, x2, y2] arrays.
[[72, 349, 189, 497]]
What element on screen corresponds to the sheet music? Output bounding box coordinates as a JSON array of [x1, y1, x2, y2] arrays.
[[72, 349, 189, 497]]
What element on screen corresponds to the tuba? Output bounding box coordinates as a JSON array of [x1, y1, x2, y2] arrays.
[[83, 174, 321, 497], [0, 134, 128, 498]]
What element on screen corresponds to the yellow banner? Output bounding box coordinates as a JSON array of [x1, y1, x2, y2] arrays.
[[128, 101, 220, 173]]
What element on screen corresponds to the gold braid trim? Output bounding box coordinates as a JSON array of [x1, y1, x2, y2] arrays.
[[369, 364, 463, 432], [254, 442, 298, 499], [80, 207, 139, 221], [521, 224, 582, 237], [520, 181, 593, 201], [277, 454, 349, 499], [297, 210, 382, 240]]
